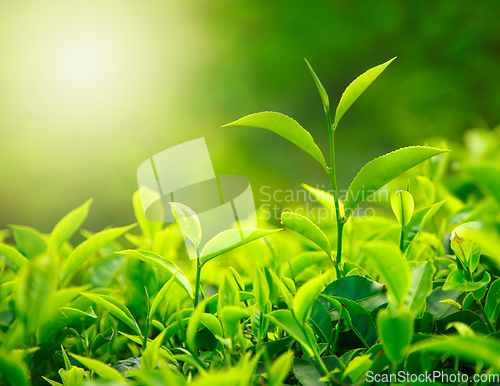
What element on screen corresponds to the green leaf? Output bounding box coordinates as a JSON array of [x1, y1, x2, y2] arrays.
[[405, 261, 436, 314], [41, 377, 63, 386], [302, 183, 344, 217], [8, 225, 47, 259], [305, 59, 329, 114], [186, 299, 208, 353], [81, 293, 141, 337], [69, 353, 124, 381], [220, 306, 250, 338], [377, 308, 414, 365], [59, 365, 85, 386], [321, 295, 378, 347], [254, 266, 270, 312], [450, 221, 481, 272], [281, 212, 331, 255], [199, 313, 223, 337], [149, 273, 177, 321], [390, 190, 414, 227], [91, 328, 114, 353], [342, 354, 373, 382], [133, 188, 163, 242], [200, 228, 281, 265], [412, 336, 500, 371], [292, 358, 326, 386], [403, 200, 445, 251], [0, 243, 29, 270], [265, 310, 316, 357], [142, 329, 168, 370], [293, 274, 326, 325], [48, 199, 92, 256], [119, 250, 192, 297], [485, 279, 500, 323], [0, 348, 28, 386], [223, 112, 328, 172], [360, 243, 410, 309], [170, 202, 202, 249], [334, 57, 396, 126], [443, 269, 490, 292], [62, 224, 136, 282], [268, 351, 294, 386], [344, 146, 448, 219]]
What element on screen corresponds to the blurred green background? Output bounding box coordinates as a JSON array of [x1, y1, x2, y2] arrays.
[[1, 0, 499, 232]]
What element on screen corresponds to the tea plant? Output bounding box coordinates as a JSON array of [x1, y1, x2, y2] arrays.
[[1, 59, 500, 386]]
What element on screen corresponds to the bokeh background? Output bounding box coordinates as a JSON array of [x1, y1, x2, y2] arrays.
[[1, 0, 499, 232]]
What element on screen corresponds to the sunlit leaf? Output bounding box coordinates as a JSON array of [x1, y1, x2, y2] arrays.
[[223, 112, 328, 172], [62, 224, 136, 281], [281, 212, 331, 255], [119, 250, 192, 297], [334, 57, 396, 126], [344, 146, 448, 219], [390, 190, 414, 227], [81, 292, 141, 337], [377, 308, 414, 364], [69, 353, 124, 381], [48, 199, 92, 256], [200, 228, 281, 265]]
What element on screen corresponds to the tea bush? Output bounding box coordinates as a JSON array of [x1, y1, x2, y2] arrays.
[[1, 59, 500, 386]]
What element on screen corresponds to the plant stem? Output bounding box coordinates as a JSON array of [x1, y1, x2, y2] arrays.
[[326, 110, 344, 270], [399, 227, 405, 252], [473, 292, 494, 333], [194, 248, 202, 308]]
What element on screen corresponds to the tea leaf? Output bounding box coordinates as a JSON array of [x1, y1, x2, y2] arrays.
[[265, 309, 315, 357], [81, 292, 141, 338], [133, 188, 163, 242], [142, 329, 168, 370], [0, 243, 29, 270], [281, 212, 331, 255], [0, 348, 28, 386], [305, 59, 329, 114], [302, 183, 344, 217], [334, 57, 396, 126], [412, 336, 500, 371], [390, 190, 414, 227], [8, 225, 47, 259], [377, 308, 414, 364], [268, 351, 294, 386], [443, 269, 490, 292], [485, 279, 500, 323], [48, 199, 93, 256], [170, 202, 202, 249], [344, 146, 448, 219], [360, 243, 410, 309], [62, 224, 136, 282], [293, 274, 326, 325], [200, 228, 281, 265], [118, 250, 192, 297], [223, 112, 328, 172], [405, 261, 436, 314], [149, 273, 177, 321], [68, 353, 124, 381]]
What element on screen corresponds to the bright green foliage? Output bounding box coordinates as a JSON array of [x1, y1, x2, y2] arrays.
[[281, 212, 331, 255], [390, 190, 414, 227], [360, 243, 410, 309], [3, 60, 500, 386], [344, 146, 448, 218], [223, 112, 328, 172], [334, 57, 396, 126], [170, 202, 202, 250], [377, 308, 414, 365]]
